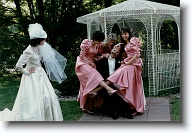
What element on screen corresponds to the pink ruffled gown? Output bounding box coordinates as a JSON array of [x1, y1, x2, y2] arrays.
[[107, 37, 145, 113], [75, 39, 104, 110]]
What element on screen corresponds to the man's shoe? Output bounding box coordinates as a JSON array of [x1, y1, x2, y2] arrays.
[[112, 111, 119, 120], [125, 112, 133, 119]]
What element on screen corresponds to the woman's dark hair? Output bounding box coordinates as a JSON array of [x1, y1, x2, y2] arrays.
[[120, 27, 133, 44], [30, 38, 45, 46], [116, 43, 126, 61], [91, 31, 105, 41]]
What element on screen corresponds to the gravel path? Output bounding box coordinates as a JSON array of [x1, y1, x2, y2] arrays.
[[54, 88, 77, 101]]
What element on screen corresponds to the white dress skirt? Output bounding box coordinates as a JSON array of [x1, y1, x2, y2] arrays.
[[0, 45, 63, 121]]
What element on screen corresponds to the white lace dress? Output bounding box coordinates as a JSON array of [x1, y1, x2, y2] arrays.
[[0, 45, 63, 121]]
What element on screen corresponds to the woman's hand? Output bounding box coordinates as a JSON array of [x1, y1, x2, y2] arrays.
[[121, 60, 130, 65], [98, 55, 104, 59], [125, 62, 130, 65], [90, 63, 96, 68], [93, 57, 99, 61], [121, 60, 125, 64], [28, 67, 35, 74]]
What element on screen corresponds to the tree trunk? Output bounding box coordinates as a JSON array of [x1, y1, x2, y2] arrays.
[[104, 0, 113, 7], [51, 0, 56, 22], [14, 0, 28, 37], [27, 0, 35, 19], [58, 0, 67, 54], [36, 0, 45, 26]]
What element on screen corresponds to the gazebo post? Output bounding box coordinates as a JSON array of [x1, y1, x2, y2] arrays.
[[177, 19, 180, 53], [148, 14, 157, 96], [158, 24, 161, 54], [150, 15, 156, 96], [104, 16, 107, 41], [178, 25, 180, 53], [146, 14, 158, 96], [87, 21, 91, 39]]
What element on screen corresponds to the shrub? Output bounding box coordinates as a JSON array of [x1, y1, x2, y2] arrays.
[[52, 52, 80, 96]]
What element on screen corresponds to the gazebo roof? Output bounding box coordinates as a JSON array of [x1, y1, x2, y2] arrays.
[[77, 0, 180, 24]]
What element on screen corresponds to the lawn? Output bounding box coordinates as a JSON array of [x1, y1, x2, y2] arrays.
[[169, 98, 180, 121], [0, 76, 180, 121], [0, 76, 20, 110]]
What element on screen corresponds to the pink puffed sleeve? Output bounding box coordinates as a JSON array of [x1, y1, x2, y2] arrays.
[[130, 37, 141, 57], [79, 39, 90, 59]]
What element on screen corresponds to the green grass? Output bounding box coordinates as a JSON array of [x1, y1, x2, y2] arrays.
[[157, 87, 180, 121], [169, 98, 180, 121], [60, 101, 83, 121], [0, 76, 20, 110]]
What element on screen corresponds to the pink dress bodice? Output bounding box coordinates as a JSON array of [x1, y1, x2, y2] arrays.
[[124, 37, 142, 66], [79, 39, 102, 64]]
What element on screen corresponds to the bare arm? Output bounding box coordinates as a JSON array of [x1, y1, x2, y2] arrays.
[[124, 55, 137, 65]]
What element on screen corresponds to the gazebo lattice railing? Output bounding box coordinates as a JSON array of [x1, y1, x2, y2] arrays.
[[77, 0, 180, 96]]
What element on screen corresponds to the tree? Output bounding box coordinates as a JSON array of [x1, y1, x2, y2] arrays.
[[148, 0, 179, 7], [160, 20, 179, 50], [104, 0, 113, 7], [26, 0, 35, 19], [36, 0, 45, 26]]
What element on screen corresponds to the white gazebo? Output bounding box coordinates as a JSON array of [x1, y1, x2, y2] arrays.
[[77, 0, 180, 96]]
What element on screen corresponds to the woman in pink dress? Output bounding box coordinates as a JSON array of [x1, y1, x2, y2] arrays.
[[75, 31, 117, 113], [106, 27, 145, 115]]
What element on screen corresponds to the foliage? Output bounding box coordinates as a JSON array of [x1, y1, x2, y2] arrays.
[[0, 33, 27, 73], [0, 3, 29, 74], [157, 87, 180, 96], [52, 52, 80, 96], [149, 0, 179, 7], [160, 20, 179, 50]]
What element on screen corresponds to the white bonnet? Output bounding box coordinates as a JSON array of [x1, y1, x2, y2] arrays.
[[28, 23, 47, 39]]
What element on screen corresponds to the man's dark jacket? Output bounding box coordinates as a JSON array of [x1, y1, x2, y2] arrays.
[[96, 57, 121, 80]]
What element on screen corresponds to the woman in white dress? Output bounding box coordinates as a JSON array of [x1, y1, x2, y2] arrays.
[[0, 23, 67, 121]]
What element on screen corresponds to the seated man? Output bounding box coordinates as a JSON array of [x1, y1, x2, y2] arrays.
[[90, 43, 133, 119]]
